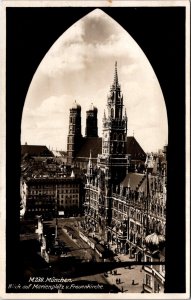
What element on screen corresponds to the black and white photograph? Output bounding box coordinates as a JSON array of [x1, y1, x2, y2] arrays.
[[1, 1, 190, 298]]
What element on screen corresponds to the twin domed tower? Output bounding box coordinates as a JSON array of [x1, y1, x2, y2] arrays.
[[67, 100, 98, 165]]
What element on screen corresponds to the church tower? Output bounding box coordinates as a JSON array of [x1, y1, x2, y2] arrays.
[[67, 101, 82, 164], [85, 104, 98, 137]]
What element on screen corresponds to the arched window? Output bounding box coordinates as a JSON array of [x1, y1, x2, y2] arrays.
[[119, 133, 123, 140], [160, 206, 163, 216], [111, 108, 114, 118], [118, 143, 122, 154]]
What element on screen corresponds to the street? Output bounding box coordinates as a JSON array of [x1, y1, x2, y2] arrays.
[[20, 218, 145, 293], [43, 218, 116, 290]]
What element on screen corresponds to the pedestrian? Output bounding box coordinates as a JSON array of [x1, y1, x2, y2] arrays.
[[121, 286, 123, 293], [132, 280, 135, 285], [118, 278, 121, 284], [116, 278, 118, 284]]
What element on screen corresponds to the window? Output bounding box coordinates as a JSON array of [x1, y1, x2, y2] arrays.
[[146, 255, 151, 262], [130, 221, 134, 229], [154, 280, 160, 293], [111, 108, 114, 118], [146, 274, 151, 287], [119, 204, 122, 211], [119, 133, 123, 140]]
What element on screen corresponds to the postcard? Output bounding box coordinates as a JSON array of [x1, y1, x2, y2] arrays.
[[0, 0, 190, 299]]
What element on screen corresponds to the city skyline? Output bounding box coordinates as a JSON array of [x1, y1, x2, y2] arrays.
[[21, 9, 168, 153]]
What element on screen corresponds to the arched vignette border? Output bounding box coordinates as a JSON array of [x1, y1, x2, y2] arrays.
[[6, 7, 185, 293]]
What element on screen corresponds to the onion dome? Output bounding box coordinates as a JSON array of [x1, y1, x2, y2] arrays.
[[71, 100, 81, 109], [88, 102, 97, 111]]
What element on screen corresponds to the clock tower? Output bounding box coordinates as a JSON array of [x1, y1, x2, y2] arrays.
[[99, 62, 128, 182], [97, 62, 129, 226]]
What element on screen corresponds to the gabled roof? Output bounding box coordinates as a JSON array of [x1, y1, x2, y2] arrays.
[[21, 145, 53, 157], [126, 136, 146, 161], [76, 137, 102, 158], [121, 172, 161, 196], [59, 151, 67, 157], [75, 136, 146, 162], [121, 173, 146, 190]]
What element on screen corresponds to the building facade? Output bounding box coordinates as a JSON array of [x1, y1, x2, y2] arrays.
[[143, 248, 165, 293], [83, 63, 166, 263], [21, 175, 83, 218]]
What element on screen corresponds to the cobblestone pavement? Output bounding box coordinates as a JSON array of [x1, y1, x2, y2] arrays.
[[106, 262, 144, 293], [105, 250, 144, 293]]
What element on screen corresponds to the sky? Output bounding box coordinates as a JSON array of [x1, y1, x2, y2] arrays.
[[21, 9, 168, 153]]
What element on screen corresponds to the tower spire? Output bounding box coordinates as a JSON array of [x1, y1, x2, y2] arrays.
[[88, 149, 92, 170], [87, 149, 93, 179], [89, 149, 92, 160], [113, 61, 118, 87]]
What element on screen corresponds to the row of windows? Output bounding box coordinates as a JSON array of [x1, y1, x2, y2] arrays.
[[29, 189, 79, 194], [27, 199, 79, 208], [29, 191, 54, 195], [28, 196, 54, 201], [29, 200, 54, 204], [59, 194, 79, 199], [57, 189, 79, 194], [30, 184, 79, 189], [28, 195, 78, 201], [57, 185, 79, 189], [59, 199, 79, 205], [28, 208, 50, 211], [130, 221, 141, 233], [113, 210, 123, 220], [94, 198, 165, 220]]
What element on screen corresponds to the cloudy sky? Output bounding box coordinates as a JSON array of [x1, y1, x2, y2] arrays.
[[21, 9, 168, 152]]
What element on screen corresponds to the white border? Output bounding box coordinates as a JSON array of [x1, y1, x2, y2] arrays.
[[0, 1, 190, 299]]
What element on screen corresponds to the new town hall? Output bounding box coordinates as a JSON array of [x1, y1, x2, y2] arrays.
[[66, 62, 167, 258]]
